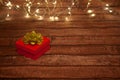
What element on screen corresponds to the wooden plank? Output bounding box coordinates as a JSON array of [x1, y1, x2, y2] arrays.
[[1, 28, 120, 38], [11, 36, 120, 47], [0, 21, 120, 29], [0, 45, 120, 56], [1, 79, 120, 80], [0, 66, 120, 78], [0, 55, 120, 66], [0, 38, 10, 46], [50, 36, 120, 45]]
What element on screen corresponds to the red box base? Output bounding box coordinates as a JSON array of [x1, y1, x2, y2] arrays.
[[16, 36, 50, 60], [17, 46, 50, 60]]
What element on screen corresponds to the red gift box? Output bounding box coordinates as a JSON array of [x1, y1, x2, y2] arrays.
[[16, 37, 50, 60]]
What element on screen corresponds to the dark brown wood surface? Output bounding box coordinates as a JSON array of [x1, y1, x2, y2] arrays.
[[0, 0, 120, 79]]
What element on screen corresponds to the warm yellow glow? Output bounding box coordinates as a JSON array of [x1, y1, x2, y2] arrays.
[[6, 1, 12, 9], [1, 0, 116, 21], [68, 11, 71, 15], [5, 13, 11, 20], [45, 0, 48, 4], [37, 2, 40, 5], [25, 13, 30, 18], [109, 10, 113, 13], [87, 10, 93, 14], [65, 17, 69, 21], [29, 2, 32, 4], [26, 3, 29, 7], [105, 4, 109, 7], [54, 16, 59, 21], [16, 5, 20, 9], [35, 9, 40, 13], [72, 2, 75, 6], [90, 13, 96, 17], [104, 7, 109, 10], [53, 1, 57, 4], [7, 13, 10, 17], [49, 16, 55, 21], [68, 7, 71, 10], [6, 1, 12, 7], [88, 2, 90, 5], [37, 16, 44, 20]]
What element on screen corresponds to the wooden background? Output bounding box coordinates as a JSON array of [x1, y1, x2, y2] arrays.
[[0, 0, 120, 79]]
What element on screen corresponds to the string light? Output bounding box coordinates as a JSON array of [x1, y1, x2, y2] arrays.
[[25, 13, 30, 18], [87, 10, 93, 14], [87, 9, 96, 17], [49, 16, 55, 21], [87, 0, 92, 8], [105, 4, 109, 7], [109, 10, 113, 13], [6, 1, 12, 9], [104, 3, 114, 13], [65, 17, 70, 21], [16, 5, 20, 9], [37, 16, 44, 20], [5, 13, 11, 20], [90, 13, 96, 17], [54, 16, 59, 21], [0, 0, 118, 21]]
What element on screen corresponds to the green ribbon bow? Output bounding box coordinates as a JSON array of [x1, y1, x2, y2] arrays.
[[23, 31, 43, 45]]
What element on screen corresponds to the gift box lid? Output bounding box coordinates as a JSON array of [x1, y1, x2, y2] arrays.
[[16, 36, 50, 54]]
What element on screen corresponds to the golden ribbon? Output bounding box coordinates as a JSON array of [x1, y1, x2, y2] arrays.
[[23, 31, 43, 45]]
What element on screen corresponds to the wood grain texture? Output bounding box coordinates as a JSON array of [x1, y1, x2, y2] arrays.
[[0, 45, 120, 56], [1, 28, 120, 38], [0, 0, 120, 79], [0, 66, 120, 78], [0, 55, 120, 66], [0, 21, 120, 29]]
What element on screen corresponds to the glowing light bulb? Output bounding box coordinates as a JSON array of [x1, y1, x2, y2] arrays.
[[38, 16, 44, 20], [26, 3, 29, 7], [37, 2, 40, 5], [49, 16, 55, 21], [88, 2, 90, 5], [6, 1, 12, 7], [36, 9, 40, 13], [90, 13, 96, 17], [109, 10, 113, 13], [7, 13, 10, 17], [16, 5, 20, 9], [105, 4, 109, 7], [6, 1, 12, 9], [45, 0, 48, 4], [53, 1, 57, 4], [29, 2, 32, 5], [72, 2, 75, 6], [54, 16, 59, 21], [68, 11, 71, 15], [87, 10, 93, 14], [25, 13, 30, 18], [5, 13, 11, 20], [68, 7, 71, 10], [104, 7, 109, 10], [65, 17, 69, 21]]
